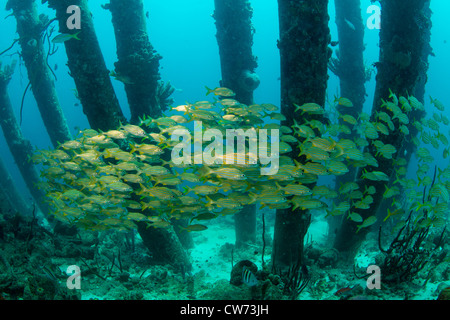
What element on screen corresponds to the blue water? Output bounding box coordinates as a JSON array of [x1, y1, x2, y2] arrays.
[[1, 1, 448, 198], [0, 0, 447, 216]]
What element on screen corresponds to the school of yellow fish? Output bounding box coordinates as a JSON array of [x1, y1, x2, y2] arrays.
[[32, 87, 450, 233]]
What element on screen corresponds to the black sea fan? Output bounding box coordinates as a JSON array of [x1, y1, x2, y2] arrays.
[[377, 167, 447, 284], [155, 80, 175, 112], [274, 263, 311, 299]]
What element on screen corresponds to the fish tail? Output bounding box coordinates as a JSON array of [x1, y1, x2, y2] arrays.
[[332, 144, 345, 159], [383, 209, 391, 222], [140, 201, 149, 211], [333, 95, 339, 104], [388, 88, 394, 99], [73, 31, 81, 40], [177, 224, 190, 232], [392, 173, 401, 185], [205, 86, 213, 96], [293, 159, 302, 169], [248, 192, 258, 204], [182, 185, 191, 194], [363, 184, 369, 195], [198, 165, 212, 177], [415, 201, 424, 212], [274, 182, 283, 192], [417, 175, 423, 186], [156, 138, 166, 147], [362, 168, 368, 177], [297, 143, 305, 158], [160, 159, 172, 167], [382, 185, 389, 197], [136, 183, 147, 196], [129, 143, 138, 154], [160, 143, 170, 150], [145, 222, 153, 229], [205, 195, 214, 207], [103, 148, 113, 159]]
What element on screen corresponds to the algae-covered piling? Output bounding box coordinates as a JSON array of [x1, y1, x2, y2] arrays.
[[107, 0, 164, 122], [6, 0, 72, 147], [274, 0, 331, 270], [46, 0, 126, 131], [213, 0, 259, 248]]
